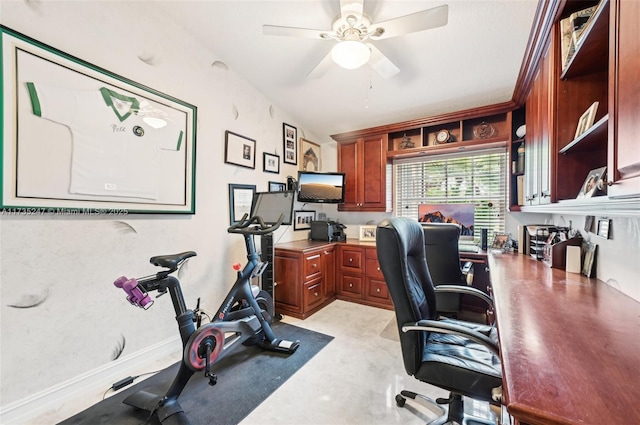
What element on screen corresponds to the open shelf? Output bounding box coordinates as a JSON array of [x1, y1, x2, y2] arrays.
[[559, 114, 608, 154]]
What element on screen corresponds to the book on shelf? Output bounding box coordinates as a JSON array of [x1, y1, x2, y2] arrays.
[[517, 175, 524, 206]]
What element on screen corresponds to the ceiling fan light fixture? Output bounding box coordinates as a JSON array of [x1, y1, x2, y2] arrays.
[[331, 40, 370, 70]]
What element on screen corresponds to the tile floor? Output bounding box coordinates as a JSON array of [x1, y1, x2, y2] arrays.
[[34, 300, 501, 424]]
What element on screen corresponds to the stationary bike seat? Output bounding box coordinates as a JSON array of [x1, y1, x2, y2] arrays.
[[150, 251, 197, 269]]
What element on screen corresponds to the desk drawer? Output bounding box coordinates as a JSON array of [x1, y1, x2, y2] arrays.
[[340, 248, 363, 272], [303, 278, 324, 310], [339, 273, 362, 296], [304, 252, 323, 280]]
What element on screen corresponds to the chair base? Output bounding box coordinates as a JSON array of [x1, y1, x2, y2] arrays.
[[396, 390, 499, 425]]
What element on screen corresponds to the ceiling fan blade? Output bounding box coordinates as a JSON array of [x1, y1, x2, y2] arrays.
[[339, 0, 364, 20], [367, 44, 400, 79], [306, 51, 335, 79], [263, 24, 327, 39], [370, 4, 448, 40]]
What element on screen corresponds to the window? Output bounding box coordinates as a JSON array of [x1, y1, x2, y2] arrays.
[[394, 148, 508, 241]]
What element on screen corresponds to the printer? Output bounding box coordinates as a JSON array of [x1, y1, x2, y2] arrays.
[[310, 220, 346, 242]]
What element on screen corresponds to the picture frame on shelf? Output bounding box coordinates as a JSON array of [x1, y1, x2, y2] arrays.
[[283, 123, 297, 165], [574, 101, 599, 139], [263, 152, 280, 174], [225, 131, 256, 169], [228, 183, 255, 225], [581, 241, 597, 278], [268, 181, 286, 192], [359, 225, 377, 241], [293, 210, 315, 231], [576, 166, 606, 199], [299, 138, 321, 171], [0, 27, 197, 214]]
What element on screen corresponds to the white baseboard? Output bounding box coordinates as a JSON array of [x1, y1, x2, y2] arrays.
[[0, 336, 181, 424]]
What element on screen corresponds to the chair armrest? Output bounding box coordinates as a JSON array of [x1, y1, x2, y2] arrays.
[[434, 284, 494, 309], [402, 319, 500, 356]]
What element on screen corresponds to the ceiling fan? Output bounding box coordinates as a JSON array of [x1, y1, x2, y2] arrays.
[[263, 0, 448, 79]]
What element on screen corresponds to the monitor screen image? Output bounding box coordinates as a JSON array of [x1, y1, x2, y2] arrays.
[[417, 203, 475, 237], [297, 171, 345, 204], [250, 190, 295, 225]]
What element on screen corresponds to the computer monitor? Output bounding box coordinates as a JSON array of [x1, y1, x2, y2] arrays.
[[417, 203, 475, 239], [296, 171, 345, 204], [250, 190, 295, 225]]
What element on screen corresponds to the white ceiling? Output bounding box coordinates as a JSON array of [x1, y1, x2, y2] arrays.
[[154, 0, 539, 137]]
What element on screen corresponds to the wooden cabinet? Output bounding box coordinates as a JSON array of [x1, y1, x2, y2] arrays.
[[337, 134, 387, 212], [608, 0, 640, 198], [524, 39, 553, 205], [336, 245, 392, 309], [273, 242, 335, 319]]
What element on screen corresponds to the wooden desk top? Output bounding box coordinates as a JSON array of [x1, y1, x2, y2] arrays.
[[488, 253, 640, 425]]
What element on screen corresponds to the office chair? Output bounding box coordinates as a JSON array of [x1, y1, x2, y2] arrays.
[[376, 217, 502, 425], [421, 223, 493, 323]]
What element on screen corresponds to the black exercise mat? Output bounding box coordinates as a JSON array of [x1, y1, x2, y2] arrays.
[[60, 322, 333, 425]]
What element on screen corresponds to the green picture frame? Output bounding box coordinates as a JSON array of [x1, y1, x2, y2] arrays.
[[0, 26, 197, 214]]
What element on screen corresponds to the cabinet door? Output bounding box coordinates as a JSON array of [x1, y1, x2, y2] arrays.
[[323, 247, 336, 298], [337, 135, 387, 211], [608, 0, 640, 197], [273, 254, 302, 313]]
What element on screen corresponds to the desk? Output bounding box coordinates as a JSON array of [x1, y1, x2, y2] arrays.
[[488, 253, 640, 425]]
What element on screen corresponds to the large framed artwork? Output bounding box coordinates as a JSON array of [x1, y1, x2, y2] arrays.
[[0, 26, 197, 214]]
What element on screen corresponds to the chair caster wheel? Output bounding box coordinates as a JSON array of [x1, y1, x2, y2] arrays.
[[396, 394, 406, 407]]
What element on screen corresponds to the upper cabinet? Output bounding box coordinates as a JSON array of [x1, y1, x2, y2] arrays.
[[337, 134, 387, 212], [608, 0, 640, 198]]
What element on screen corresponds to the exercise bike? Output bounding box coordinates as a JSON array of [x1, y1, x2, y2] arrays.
[[113, 213, 299, 424]]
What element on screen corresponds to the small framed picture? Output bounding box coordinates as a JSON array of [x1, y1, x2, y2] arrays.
[[225, 130, 256, 169], [269, 181, 287, 192], [581, 241, 597, 277], [359, 225, 377, 241], [491, 233, 510, 252], [293, 210, 315, 231], [596, 218, 610, 239], [299, 138, 321, 171], [577, 166, 606, 199], [228, 183, 256, 225], [283, 123, 297, 165], [263, 152, 280, 174], [574, 101, 599, 139]]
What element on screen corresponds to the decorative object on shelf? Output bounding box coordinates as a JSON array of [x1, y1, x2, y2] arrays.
[[574, 101, 599, 139], [581, 241, 597, 278], [570, 5, 599, 47], [435, 129, 451, 144], [516, 124, 526, 139], [263, 152, 280, 174], [225, 130, 256, 169], [293, 210, 316, 231], [268, 181, 286, 192], [398, 133, 415, 149], [299, 138, 321, 171], [283, 123, 297, 165], [576, 166, 606, 199], [473, 121, 496, 139], [517, 143, 525, 174], [359, 225, 377, 241]]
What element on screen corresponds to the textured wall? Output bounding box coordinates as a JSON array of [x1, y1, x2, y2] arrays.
[[0, 1, 333, 406]]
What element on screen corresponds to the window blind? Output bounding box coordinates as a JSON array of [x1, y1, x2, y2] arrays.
[[394, 148, 508, 241]]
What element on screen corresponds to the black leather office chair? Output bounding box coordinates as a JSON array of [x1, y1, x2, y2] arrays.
[[421, 223, 493, 323], [376, 217, 502, 425]]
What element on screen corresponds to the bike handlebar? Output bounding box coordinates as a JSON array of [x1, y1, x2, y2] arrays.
[[227, 213, 284, 235]]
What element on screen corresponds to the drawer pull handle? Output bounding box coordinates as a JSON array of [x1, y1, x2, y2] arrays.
[[376, 288, 381, 293], [314, 292, 319, 297], [349, 283, 353, 288], [349, 258, 353, 262], [312, 263, 317, 268], [377, 266, 380, 271]]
